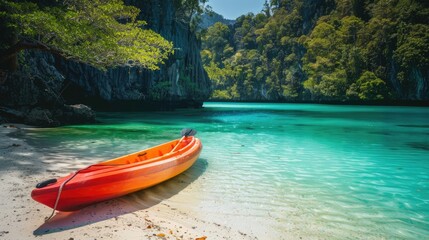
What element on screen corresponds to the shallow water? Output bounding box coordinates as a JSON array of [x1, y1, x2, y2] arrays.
[[20, 103, 429, 239]]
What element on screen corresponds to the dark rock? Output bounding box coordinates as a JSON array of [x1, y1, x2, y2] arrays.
[[0, 106, 25, 119], [0, 50, 97, 126], [45, 0, 211, 109], [27, 107, 57, 126], [0, 0, 209, 126], [61, 104, 96, 124], [0, 103, 96, 127]]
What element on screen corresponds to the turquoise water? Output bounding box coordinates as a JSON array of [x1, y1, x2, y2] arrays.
[[22, 103, 429, 238]]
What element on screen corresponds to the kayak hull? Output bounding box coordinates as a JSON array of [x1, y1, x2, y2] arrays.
[[31, 136, 202, 211]]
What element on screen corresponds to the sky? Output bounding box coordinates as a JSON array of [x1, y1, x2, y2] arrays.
[[207, 0, 266, 20]]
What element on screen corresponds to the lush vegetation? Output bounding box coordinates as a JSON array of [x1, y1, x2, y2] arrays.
[[201, 0, 429, 102], [0, 0, 174, 71]]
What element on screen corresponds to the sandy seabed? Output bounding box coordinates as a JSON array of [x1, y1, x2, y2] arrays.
[[0, 124, 257, 240]]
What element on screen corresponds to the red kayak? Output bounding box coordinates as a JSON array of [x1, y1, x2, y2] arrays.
[[31, 129, 202, 212]]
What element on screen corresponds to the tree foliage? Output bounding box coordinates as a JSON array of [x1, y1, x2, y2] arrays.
[[175, 0, 209, 32], [201, 0, 429, 102], [0, 0, 174, 70]]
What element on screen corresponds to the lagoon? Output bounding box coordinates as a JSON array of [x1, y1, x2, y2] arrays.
[[20, 102, 429, 239]]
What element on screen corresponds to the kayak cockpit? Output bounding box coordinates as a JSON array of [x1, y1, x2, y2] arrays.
[[95, 136, 194, 166]]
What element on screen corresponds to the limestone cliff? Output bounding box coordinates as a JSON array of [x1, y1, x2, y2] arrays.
[[0, 0, 211, 125], [0, 51, 96, 126], [58, 0, 211, 109]]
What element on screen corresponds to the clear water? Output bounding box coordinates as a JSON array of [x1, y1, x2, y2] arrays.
[[20, 103, 429, 239]]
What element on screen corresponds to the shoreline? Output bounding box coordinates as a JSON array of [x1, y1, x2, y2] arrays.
[[0, 124, 256, 240], [205, 100, 429, 107]]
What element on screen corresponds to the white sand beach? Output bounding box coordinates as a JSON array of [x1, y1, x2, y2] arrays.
[[0, 124, 257, 240]]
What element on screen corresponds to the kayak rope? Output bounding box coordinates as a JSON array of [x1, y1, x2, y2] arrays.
[[45, 166, 91, 222]]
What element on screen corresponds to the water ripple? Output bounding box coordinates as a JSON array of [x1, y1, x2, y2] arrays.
[[19, 104, 429, 239]]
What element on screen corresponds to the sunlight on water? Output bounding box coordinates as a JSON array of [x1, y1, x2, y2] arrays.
[[20, 103, 429, 238]]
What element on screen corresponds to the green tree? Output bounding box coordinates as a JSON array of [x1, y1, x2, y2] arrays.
[[201, 0, 429, 102], [394, 23, 429, 98], [175, 0, 209, 32], [347, 71, 389, 100], [394, 24, 429, 70], [201, 22, 232, 64], [204, 61, 237, 99], [303, 20, 347, 100], [0, 0, 173, 71]]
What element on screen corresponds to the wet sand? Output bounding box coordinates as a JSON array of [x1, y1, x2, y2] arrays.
[[0, 124, 256, 240]]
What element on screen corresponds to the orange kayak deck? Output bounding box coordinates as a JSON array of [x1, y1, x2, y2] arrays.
[[31, 136, 202, 211]]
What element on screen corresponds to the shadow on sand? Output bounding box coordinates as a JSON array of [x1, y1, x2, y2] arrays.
[[33, 158, 208, 236]]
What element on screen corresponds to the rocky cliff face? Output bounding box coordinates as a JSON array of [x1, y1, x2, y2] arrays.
[[0, 51, 96, 126], [0, 0, 211, 125], [1, 0, 211, 126], [57, 0, 211, 109]]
